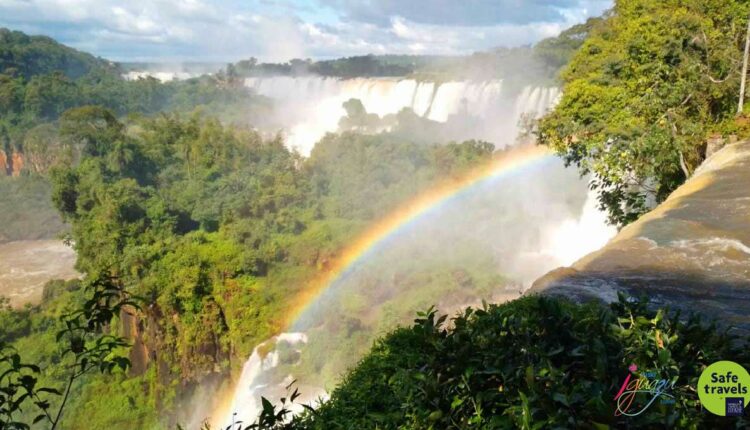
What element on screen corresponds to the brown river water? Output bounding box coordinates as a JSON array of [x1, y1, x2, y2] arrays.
[[0, 240, 78, 306]]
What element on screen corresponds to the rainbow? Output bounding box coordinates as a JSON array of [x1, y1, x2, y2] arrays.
[[284, 144, 556, 330]]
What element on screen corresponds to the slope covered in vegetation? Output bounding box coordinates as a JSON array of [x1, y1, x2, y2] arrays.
[[0, 27, 270, 241], [1, 105, 500, 428], [290, 296, 749, 429], [539, 0, 750, 225], [0, 28, 116, 79]]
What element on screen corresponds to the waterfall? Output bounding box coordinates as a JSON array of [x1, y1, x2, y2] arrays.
[[217, 333, 323, 429], [122, 70, 197, 82], [245, 76, 560, 155], [210, 75, 614, 428]]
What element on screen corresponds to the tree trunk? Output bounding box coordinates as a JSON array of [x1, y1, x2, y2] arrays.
[[738, 13, 750, 114]]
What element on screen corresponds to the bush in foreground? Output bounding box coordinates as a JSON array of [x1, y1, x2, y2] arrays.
[[276, 295, 748, 429]]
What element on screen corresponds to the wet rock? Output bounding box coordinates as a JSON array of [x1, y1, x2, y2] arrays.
[[528, 141, 750, 336]]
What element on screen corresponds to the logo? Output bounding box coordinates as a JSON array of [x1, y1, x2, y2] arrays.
[[614, 364, 676, 416], [726, 398, 745, 417], [698, 361, 750, 416]]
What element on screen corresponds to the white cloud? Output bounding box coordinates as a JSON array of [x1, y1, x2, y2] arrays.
[[319, 0, 611, 27], [0, 0, 612, 61]]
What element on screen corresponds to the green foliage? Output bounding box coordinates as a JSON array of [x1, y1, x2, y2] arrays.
[[0, 29, 268, 181], [0, 28, 273, 250], [0, 274, 137, 430], [0, 299, 32, 343], [310, 55, 413, 78], [0, 28, 116, 80], [62, 371, 165, 430], [292, 296, 749, 429], [538, 0, 750, 225], [534, 17, 606, 77], [47, 274, 137, 429], [0, 343, 56, 429], [307, 131, 493, 221], [229, 43, 583, 84]]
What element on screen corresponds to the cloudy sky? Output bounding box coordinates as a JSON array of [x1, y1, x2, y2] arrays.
[[0, 0, 612, 62]]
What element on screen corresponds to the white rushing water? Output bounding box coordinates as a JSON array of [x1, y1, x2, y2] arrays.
[[122, 70, 198, 82], [245, 76, 560, 155], [220, 333, 328, 429], [210, 76, 616, 428]]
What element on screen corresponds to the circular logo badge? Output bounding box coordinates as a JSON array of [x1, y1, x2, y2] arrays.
[[698, 361, 750, 416]]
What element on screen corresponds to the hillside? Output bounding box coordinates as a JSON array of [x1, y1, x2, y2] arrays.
[[290, 296, 748, 428], [0, 28, 271, 243], [0, 27, 117, 79]]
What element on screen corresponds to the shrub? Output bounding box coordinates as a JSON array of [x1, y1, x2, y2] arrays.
[[289, 295, 749, 429]]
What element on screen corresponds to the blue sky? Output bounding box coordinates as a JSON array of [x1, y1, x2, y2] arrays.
[[0, 0, 612, 62]]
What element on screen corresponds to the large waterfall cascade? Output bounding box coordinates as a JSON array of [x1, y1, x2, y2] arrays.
[[245, 76, 561, 155]]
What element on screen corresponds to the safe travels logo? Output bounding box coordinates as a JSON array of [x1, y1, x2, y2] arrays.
[[697, 361, 750, 417]]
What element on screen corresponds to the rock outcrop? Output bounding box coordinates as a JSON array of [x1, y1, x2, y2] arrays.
[[0, 150, 7, 176], [0, 149, 25, 176], [529, 141, 750, 335]]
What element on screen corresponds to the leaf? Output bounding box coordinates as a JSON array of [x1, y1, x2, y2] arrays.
[[451, 396, 464, 410], [38, 387, 62, 396], [261, 397, 274, 415], [290, 387, 301, 403], [552, 392, 569, 407]]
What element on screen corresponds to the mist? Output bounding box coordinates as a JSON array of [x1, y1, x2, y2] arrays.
[[245, 75, 560, 155]]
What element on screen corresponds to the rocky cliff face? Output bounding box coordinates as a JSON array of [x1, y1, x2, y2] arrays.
[[0, 149, 25, 176], [529, 141, 750, 335]]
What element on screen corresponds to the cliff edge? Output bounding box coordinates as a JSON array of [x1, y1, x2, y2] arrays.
[[528, 140, 750, 334]]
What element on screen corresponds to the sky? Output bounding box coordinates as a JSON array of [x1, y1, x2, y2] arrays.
[[0, 0, 612, 62]]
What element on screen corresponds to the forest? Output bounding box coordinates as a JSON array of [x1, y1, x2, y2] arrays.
[[1, 26, 503, 428], [2, 0, 750, 428]]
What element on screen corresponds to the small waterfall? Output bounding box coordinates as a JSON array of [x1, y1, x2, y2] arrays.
[[415, 82, 438, 117], [541, 188, 617, 267], [218, 333, 319, 428], [122, 70, 197, 82]]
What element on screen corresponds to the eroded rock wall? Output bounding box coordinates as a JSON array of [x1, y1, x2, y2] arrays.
[[0, 149, 25, 176]]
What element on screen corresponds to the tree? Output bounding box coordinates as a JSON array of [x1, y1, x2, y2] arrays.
[[538, 0, 750, 225], [0, 74, 23, 114], [59, 106, 123, 157], [534, 16, 606, 76], [739, 13, 750, 114]]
